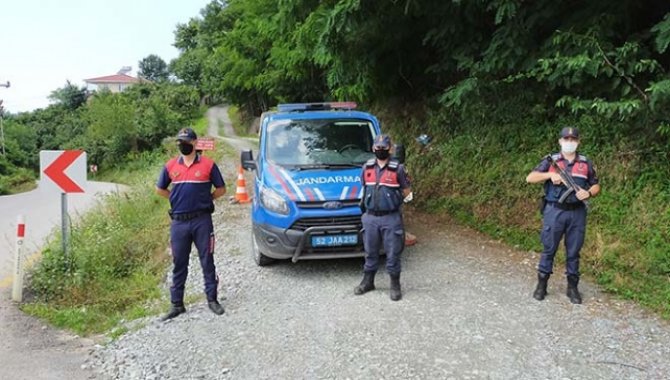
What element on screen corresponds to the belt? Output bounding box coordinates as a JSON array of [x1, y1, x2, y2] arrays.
[[169, 209, 211, 221], [547, 201, 584, 211], [367, 210, 398, 216]]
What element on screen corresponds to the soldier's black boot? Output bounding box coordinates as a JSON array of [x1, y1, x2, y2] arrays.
[[533, 272, 550, 301], [390, 273, 402, 301], [161, 303, 186, 321], [354, 271, 376, 295], [208, 300, 225, 315], [566, 275, 582, 304]]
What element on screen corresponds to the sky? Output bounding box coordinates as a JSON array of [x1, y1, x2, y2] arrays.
[[0, 0, 211, 113]]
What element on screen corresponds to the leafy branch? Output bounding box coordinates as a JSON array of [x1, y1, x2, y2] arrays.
[[593, 40, 649, 103]]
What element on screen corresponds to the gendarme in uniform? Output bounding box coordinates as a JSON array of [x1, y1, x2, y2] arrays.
[[354, 134, 412, 301], [156, 127, 227, 320], [526, 127, 600, 304]]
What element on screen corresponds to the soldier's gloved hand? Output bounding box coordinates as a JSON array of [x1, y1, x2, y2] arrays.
[[403, 192, 414, 203]]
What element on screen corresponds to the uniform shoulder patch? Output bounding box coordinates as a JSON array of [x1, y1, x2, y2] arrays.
[[365, 158, 376, 167], [387, 159, 399, 170]]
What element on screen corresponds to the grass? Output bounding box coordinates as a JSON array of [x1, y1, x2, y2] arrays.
[[191, 113, 209, 137], [1, 168, 37, 195], [228, 105, 255, 137], [7, 179, 37, 193]]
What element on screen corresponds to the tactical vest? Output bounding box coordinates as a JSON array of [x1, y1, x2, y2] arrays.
[[362, 159, 403, 212], [545, 153, 591, 203], [163, 154, 217, 214]]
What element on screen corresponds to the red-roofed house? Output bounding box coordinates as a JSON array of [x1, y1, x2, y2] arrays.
[[84, 73, 143, 93]]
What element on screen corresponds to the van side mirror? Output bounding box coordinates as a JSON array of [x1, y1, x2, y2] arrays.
[[393, 144, 406, 164], [241, 149, 256, 170]]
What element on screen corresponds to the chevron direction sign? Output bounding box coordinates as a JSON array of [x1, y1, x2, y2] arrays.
[[40, 150, 87, 193]]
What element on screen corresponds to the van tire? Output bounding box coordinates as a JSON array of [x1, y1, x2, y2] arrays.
[[252, 233, 274, 266]]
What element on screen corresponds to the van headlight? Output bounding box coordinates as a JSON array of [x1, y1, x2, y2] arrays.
[[260, 186, 289, 215]]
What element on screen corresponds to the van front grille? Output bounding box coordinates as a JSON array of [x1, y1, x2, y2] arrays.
[[295, 200, 361, 209], [291, 216, 362, 231]]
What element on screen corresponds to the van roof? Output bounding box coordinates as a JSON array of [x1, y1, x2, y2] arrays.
[[277, 102, 357, 112]]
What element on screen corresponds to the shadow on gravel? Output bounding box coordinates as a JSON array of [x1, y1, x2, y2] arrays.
[[258, 257, 365, 277]]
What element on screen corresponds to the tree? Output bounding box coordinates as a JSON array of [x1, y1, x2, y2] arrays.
[[85, 91, 138, 166], [138, 54, 169, 82], [48, 81, 87, 110]]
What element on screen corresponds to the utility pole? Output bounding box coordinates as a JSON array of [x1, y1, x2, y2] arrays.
[[0, 80, 10, 156]]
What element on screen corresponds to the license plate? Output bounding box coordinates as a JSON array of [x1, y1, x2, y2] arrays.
[[311, 234, 358, 247]]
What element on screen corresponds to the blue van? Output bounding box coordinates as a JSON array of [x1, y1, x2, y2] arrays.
[[241, 102, 400, 266]]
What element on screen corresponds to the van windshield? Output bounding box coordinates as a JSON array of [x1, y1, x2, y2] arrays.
[[266, 119, 375, 168]]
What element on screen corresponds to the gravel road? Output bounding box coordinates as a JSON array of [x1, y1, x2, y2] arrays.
[[87, 106, 670, 380]]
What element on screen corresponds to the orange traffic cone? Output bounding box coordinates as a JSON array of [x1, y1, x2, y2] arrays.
[[405, 231, 417, 246], [234, 166, 251, 203]]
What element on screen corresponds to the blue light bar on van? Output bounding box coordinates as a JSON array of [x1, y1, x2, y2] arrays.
[[277, 102, 358, 112]]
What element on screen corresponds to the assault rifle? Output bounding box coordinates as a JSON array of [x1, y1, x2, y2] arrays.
[[545, 155, 585, 205]]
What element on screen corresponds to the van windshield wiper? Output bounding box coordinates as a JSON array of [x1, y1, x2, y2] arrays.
[[295, 163, 360, 170]]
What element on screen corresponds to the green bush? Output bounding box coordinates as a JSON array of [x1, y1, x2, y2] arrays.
[[0, 168, 36, 195]]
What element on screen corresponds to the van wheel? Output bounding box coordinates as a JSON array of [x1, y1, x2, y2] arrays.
[[251, 233, 274, 266]]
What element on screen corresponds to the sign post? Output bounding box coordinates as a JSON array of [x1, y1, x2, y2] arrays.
[[40, 150, 86, 259], [12, 215, 25, 302], [61, 193, 68, 257]]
